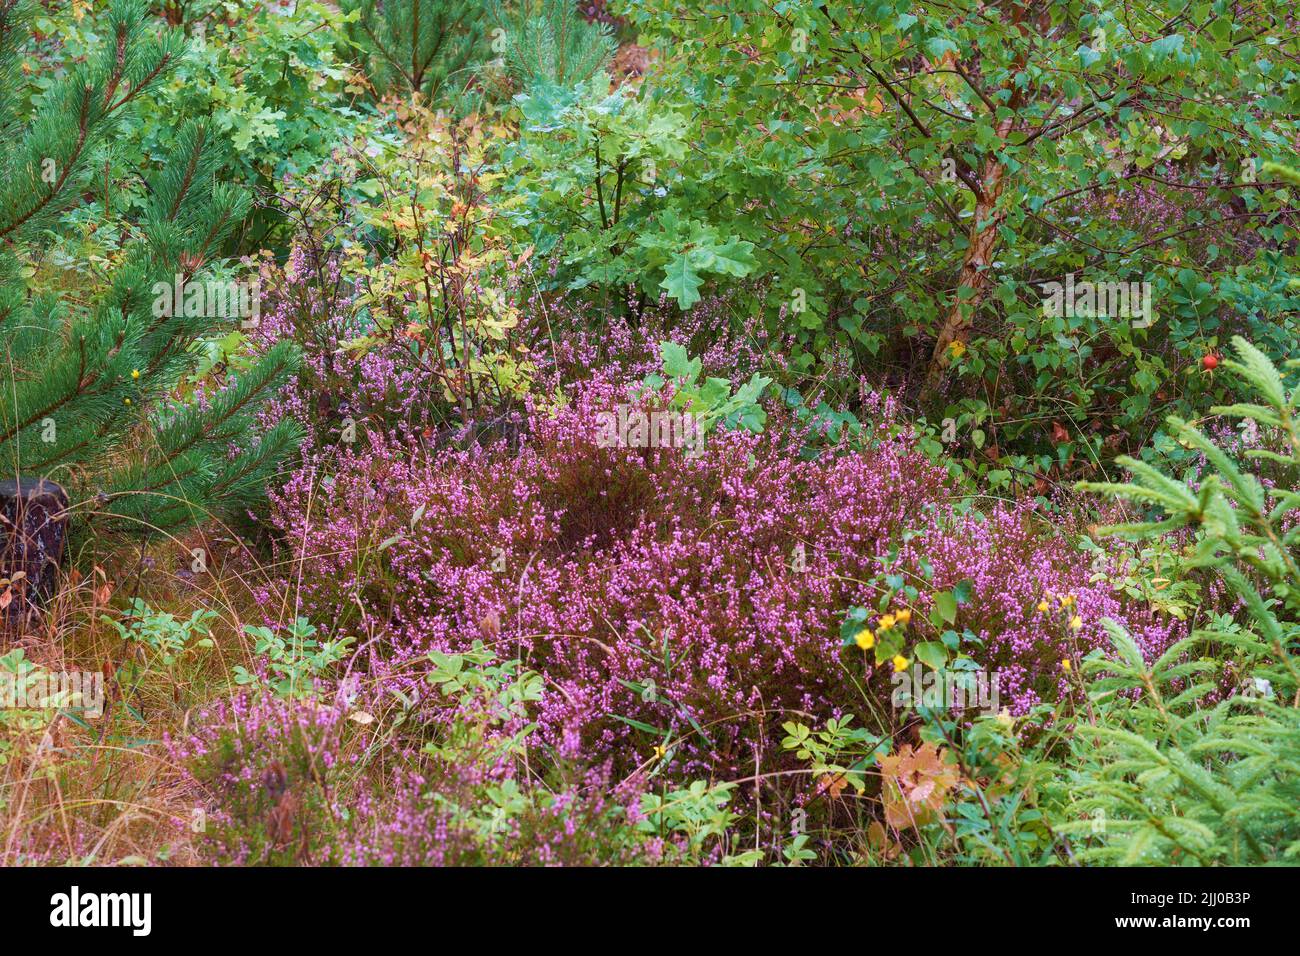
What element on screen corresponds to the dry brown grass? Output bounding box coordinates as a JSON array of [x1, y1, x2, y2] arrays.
[[1, 518, 300, 865]]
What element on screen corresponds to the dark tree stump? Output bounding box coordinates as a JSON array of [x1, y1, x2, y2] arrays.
[[0, 477, 69, 625]]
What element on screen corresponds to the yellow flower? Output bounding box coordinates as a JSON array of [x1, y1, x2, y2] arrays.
[[948, 340, 966, 359], [877, 613, 896, 631], [1036, 600, 1050, 613], [895, 608, 912, 625], [995, 708, 1014, 730], [1061, 659, 1072, 673], [131, 369, 140, 380], [1059, 594, 1076, 609], [123, 397, 132, 405], [892, 655, 909, 673], [652, 744, 668, 760], [854, 628, 875, 651], [1069, 615, 1083, 631]]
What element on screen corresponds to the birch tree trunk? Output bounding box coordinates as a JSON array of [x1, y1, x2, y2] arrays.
[[922, 109, 1018, 396]]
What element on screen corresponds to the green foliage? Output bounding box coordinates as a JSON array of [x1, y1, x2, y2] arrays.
[[11, 0, 1300, 871], [423, 640, 543, 764], [34, 1, 375, 250], [636, 780, 742, 857], [593, 0, 1300, 463], [340, 104, 534, 425], [838, 555, 977, 670], [1057, 619, 1299, 864], [779, 708, 1058, 866], [781, 716, 884, 797], [0, 0, 301, 537], [776, 386, 865, 459], [919, 712, 1060, 866], [504, 73, 765, 317], [235, 619, 355, 700], [184, 1, 374, 230], [1071, 336, 1300, 863], [0, 649, 62, 770], [1080, 534, 1201, 621], [101, 598, 217, 669], [643, 341, 771, 434]]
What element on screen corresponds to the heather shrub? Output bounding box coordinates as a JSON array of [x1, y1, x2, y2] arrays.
[[172, 644, 730, 865], [169, 690, 360, 865], [344, 763, 690, 866], [268, 380, 932, 771], [885, 500, 1180, 715], [263, 360, 1177, 793]]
